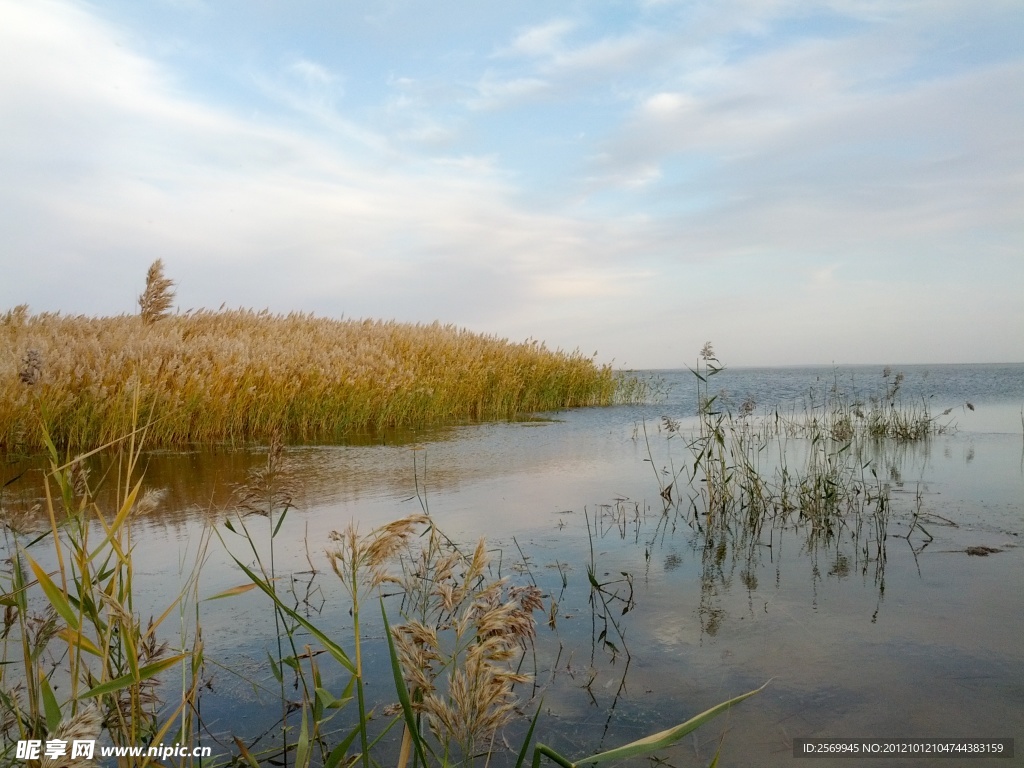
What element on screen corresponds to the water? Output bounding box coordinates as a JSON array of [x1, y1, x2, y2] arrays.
[[2, 363, 1022, 766]]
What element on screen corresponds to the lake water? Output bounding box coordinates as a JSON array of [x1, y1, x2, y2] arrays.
[[3, 363, 1022, 766]]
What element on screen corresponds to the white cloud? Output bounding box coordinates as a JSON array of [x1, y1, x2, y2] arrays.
[[500, 19, 576, 58], [468, 75, 550, 110], [643, 92, 689, 115], [547, 31, 660, 77], [536, 269, 651, 299], [0, 0, 651, 336], [287, 58, 336, 87], [0, 0, 1021, 366], [477, 20, 667, 111]]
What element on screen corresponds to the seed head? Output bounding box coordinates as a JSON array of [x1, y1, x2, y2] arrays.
[[19, 349, 42, 386], [138, 259, 176, 325], [40, 703, 103, 768]]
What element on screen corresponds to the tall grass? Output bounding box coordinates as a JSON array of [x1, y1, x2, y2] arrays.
[[236, 511, 766, 768], [2, 304, 644, 453], [0, 419, 206, 767]]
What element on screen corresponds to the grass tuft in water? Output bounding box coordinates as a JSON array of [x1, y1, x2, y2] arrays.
[[781, 366, 957, 442], [642, 345, 893, 626]]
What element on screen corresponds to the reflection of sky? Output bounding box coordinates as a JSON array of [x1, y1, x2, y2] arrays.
[[2, 2, 1023, 367]]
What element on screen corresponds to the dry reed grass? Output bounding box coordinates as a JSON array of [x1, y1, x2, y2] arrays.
[[2, 305, 638, 452], [328, 516, 544, 762], [138, 260, 175, 326], [391, 536, 542, 760], [38, 704, 103, 768]]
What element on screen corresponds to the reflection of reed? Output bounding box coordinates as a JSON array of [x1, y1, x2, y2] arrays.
[[581, 508, 637, 751], [3, 411, 619, 535], [593, 497, 649, 542], [635, 349, 903, 637]]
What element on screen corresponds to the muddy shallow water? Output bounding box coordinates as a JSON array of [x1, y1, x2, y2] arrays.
[[3, 364, 1022, 766]]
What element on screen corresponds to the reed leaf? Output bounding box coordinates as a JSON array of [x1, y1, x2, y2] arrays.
[[534, 681, 769, 768], [25, 556, 78, 631], [88, 477, 142, 562], [56, 627, 102, 657], [231, 557, 356, 674], [381, 599, 431, 768], [233, 736, 262, 768], [39, 673, 61, 732], [514, 698, 544, 768], [81, 653, 189, 698], [295, 702, 311, 768], [204, 582, 260, 600]]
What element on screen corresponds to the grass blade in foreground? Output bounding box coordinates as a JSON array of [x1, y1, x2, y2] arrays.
[[228, 556, 356, 675], [381, 600, 431, 768], [532, 680, 769, 768]]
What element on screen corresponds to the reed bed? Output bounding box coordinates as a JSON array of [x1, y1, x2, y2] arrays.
[[2, 305, 643, 453]]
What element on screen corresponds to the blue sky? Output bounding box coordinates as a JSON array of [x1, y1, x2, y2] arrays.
[[2, 0, 1021, 367]]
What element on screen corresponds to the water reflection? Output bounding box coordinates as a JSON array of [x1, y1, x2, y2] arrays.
[[1, 368, 1022, 766]]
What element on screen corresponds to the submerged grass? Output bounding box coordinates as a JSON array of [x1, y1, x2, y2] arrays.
[[778, 366, 956, 442], [642, 344, 893, 629], [2, 271, 645, 453]]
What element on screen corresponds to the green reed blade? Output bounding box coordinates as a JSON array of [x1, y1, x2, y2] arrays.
[[81, 653, 189, 698], [295, 702, 311, 768], [381, 599, 431, 768], [324, 726, 361, 768], [514, 698, 544, 768], [232, 556, 356, 674], [573, 681, 769, 765], [26, 555, 78, 631], [40, 672, 61, 731]]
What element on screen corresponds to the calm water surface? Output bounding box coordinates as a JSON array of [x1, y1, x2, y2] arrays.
[[4, 364, 1023, 766]]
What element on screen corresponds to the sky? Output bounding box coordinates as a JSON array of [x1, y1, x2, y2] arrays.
[[1, 1, 1022, 368]]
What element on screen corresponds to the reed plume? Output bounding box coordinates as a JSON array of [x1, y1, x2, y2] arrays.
[[386, 527, 543, 761], [39, 704, 103, 768], [138, 259, 176, 325]]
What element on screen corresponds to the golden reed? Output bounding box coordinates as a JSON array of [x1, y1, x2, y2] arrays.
[[2, 305, 635, 452]]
